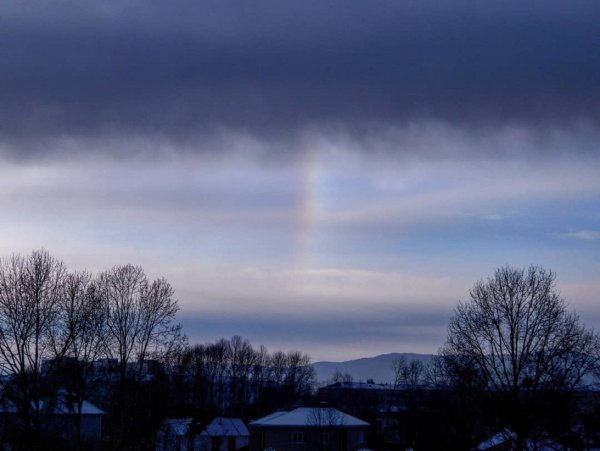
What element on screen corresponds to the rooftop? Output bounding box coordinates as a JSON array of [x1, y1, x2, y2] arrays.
[[201, 417, 249, 437], [250, 407, 369, 428]]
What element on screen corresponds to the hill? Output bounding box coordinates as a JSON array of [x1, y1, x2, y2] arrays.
[[312, 352, 434, 384]]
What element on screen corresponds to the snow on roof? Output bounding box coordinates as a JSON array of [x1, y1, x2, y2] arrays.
[[250, 407, 369, 428], [252, 411, 288, 424], [0, 400, 18, 414], [52, 399, 105, 415], [1, 396, 105, 416], [476, 429, 562, 451], [200, 417, 249, 437], [476, 429, 516, 450]]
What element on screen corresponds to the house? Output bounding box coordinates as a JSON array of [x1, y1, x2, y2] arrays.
[[249, 407, 369, 451], [0, 393, 105, 443], [156, 417, 249, 451], [156, 418, 197, 451], [43, 396, 105, 442], [198, 417, 249, 451]]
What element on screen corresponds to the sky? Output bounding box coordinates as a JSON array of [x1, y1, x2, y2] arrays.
[[1, 0, 599, 361]]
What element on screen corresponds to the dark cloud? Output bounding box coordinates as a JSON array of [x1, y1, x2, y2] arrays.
[[1, 0, 599, 159]]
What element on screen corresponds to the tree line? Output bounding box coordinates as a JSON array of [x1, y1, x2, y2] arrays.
[[0, 250, 183, 449], [1, 250, 599, 450], [0, 250, 314, 450], [167, 336, 315, 421]]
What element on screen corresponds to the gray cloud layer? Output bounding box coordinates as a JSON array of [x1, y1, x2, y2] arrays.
[[2, 0, 599, 160], [179, 305, 451, 360]]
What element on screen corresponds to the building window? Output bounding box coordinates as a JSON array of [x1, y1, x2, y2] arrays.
[[319, 433, 332, 445], [292, 432, 307, 444]]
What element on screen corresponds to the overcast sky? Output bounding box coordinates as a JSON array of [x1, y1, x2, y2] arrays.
[[1, 0, 599, 361]]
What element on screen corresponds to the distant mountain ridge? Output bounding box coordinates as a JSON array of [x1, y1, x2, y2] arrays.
[[312, 352, 434, 384]]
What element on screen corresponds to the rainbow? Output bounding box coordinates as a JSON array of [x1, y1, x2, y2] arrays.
[[293, 149, 323, 271]]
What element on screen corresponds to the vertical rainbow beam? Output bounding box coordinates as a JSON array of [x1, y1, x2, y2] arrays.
[[293, 149, 322, 272]]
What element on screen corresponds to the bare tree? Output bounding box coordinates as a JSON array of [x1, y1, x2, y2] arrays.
[[307, 407, 345, 451], [0, 250, 66, 447], [98, 264, 181, 445], [307, 407, 344, 426], [442, 265, 599, 445], [99, 264, 180, 382], [262, 349, 315, 408], [285, 351, 316, 397], [269, 350, 288, 387], [330, 369, 354, 384], [51, 271, 108, 448], [251, 344, 270, 413], [206, 338, 232, 415], [392, 357, 425, 388], [229, 335, 257, 415], [423, 355, 452, 388]]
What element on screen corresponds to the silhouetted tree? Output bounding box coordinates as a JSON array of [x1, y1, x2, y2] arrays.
[[169, 336, 317, 422], [99, 265, 181, 382], [0, 250, 66, 449], [442, 265, 599, 447], [392, 357, 425, 388], [98, 264, 182, 447], [283, 351, 316, 401], [51, 271, 108, 449], [250, 344, 270, 416], [307, 407, 345, 451], [229, 335, 256, 416], [330, 369, 354, 384]]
